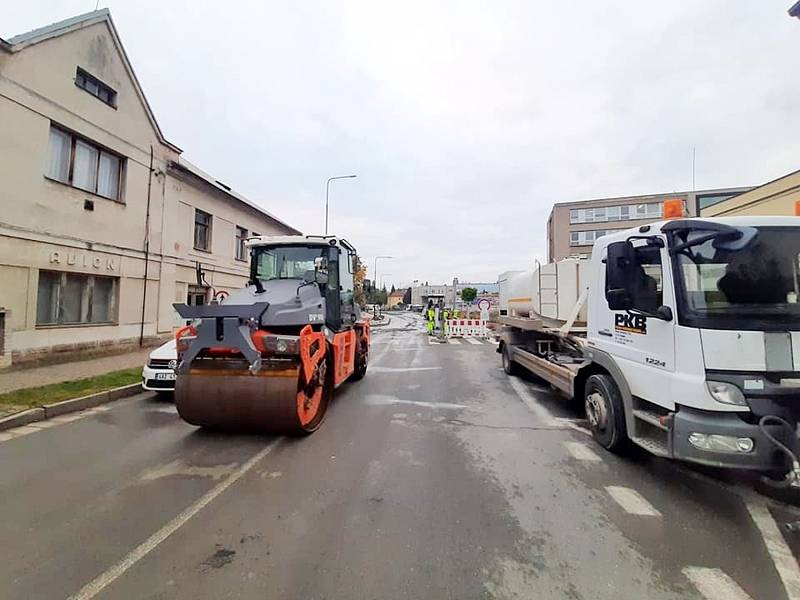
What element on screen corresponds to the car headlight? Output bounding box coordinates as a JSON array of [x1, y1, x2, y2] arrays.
[[706, 380, 747, 406]]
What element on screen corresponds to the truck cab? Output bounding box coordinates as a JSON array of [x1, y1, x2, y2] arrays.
[[500, 213, 800, 478]]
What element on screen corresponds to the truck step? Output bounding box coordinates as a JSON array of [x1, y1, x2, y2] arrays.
[[632, 409, 669, 431], [631, 435, 670, 458]]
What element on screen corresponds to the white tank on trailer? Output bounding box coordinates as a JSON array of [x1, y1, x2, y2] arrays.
[[498, 258, 589, 324]]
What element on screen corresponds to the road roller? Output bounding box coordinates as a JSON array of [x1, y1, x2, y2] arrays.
[[172, 235, 370, 434]]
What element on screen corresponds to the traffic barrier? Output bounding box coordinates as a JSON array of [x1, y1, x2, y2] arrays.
[[446, 319, 488, 338]]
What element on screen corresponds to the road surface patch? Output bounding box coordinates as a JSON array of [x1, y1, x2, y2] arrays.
[[463, 337, 483, 345], [563, 441, 602, 462], [605, 486, 661, 516], [68, 439, 280, 600], [746, 501, 800, 599], [682, 567, 754, 600], [447, 338, 461, 345]]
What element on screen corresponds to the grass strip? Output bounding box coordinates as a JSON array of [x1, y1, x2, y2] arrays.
[[0, 367, 141, 409]]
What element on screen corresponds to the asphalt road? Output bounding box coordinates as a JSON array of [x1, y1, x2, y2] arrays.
[[2, 311, 800, 599]]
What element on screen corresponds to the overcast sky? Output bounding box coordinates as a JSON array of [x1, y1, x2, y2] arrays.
[[6, 1, 800, 288]]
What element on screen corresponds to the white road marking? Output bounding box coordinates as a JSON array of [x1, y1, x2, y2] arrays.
[[26, 420, 61, 429], [487, 338, 499, 345], [463, 337, 483, 345], [555, 417, 594, 437], [68, 439, 281, 600], [447, 338, 461, 345], [564, 441, 601, 462], [369, 366, 443, 373], [364, 394, 467, 410], [605, 486, 661, 516], [746, 501, 800, 600], [508, 377, 560, 427], [683, 567, 754, 600], [9, 425, 43, 436], [51, 414, 85, 423]]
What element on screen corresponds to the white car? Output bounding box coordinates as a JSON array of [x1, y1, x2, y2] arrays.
[[142, 338, 177, 395]]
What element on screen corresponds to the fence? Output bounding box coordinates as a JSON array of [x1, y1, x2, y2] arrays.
[[446, 319, 488, 338]]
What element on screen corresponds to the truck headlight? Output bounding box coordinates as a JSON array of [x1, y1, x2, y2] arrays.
[[688, 433, 754, 453], [706, 381, 747, 406]]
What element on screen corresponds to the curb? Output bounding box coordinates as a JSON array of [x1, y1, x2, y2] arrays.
[[0, 383, 145, 431]]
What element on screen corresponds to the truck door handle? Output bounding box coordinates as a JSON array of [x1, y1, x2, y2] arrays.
[[598, 329, 613, 337]]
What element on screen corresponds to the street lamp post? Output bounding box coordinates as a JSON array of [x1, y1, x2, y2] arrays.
[[325, 175, 357, 235], [373, 255, 392, 293]]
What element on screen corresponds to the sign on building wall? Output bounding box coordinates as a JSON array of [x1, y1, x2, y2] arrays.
[[46, 249, 120, 273]]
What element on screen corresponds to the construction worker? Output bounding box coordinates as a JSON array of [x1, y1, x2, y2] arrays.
[[426, 302, 435, 335], [442, 306, 450, 337]]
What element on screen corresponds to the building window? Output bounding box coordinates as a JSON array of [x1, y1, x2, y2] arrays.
[[187, 285, 208, 306], [569, 229, 612, 246], [36, 271, 118, 326], [194, 209, 212, 251], [697, 194, 735, 210], [46, 126, 123, 200], [75, 68, 117, 107], [568, 202, 664, 225], [235, 226, 248, 261]]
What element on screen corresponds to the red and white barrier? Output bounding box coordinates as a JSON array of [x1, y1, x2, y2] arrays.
[[446, 319, 488, 338]]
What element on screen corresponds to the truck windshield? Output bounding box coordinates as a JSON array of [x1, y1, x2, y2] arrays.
[[672, 226, 800, 328], [253, 246, 327, 281]]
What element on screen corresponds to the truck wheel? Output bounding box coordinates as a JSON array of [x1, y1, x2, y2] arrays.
[[350, 336, 368, 381], [501, 344, 521, 376], [584, 374, 628, 453]]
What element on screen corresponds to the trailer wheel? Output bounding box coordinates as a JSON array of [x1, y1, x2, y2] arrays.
[[584, 374, 628, 453], [350, 335, 369, 381], [501, 344, 521, 376]]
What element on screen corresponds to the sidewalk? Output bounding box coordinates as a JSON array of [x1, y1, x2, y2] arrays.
[[0, 348, 152, 395]]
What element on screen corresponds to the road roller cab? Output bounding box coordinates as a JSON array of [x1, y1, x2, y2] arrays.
[[172, 235, 370, 434]]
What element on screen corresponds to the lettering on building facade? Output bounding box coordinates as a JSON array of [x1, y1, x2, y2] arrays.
[[48, 250, 118, 272]]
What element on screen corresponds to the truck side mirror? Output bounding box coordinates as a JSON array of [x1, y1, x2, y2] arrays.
[[605, 241, 636, 310]]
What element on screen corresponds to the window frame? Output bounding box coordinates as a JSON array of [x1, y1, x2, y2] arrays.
[[75, 67, 117, 108], [45, 125, 124, 201], [235, 226, 249, 261], [193, 209, 213, 252], [36, 270, 119, 327]]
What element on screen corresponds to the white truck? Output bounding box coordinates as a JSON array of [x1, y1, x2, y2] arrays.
[[498, 211, 800, 485]]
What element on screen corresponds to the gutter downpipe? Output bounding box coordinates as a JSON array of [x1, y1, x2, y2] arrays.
[[139, 146, 153, 347]]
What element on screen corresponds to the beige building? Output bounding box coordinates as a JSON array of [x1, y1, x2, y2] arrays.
[[547, 186, 752, 261], [701, 169, 800, 217], [0, 10, 299, 368]]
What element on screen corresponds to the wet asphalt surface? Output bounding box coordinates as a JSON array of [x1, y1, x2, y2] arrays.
[[1, 311, 800, 599]]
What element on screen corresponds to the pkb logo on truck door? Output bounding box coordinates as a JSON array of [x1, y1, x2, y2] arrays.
[[614, 313, 647, 335]]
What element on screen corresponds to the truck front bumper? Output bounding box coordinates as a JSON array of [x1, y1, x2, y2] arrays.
[[672, 406, 796, 471]]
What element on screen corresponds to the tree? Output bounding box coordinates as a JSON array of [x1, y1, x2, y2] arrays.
[[461, 287, 478, 304], [354, 256, 368, 306], [391, 284, 396, 293], [460, 287, 478, 316], [402, 287, 412, 304]]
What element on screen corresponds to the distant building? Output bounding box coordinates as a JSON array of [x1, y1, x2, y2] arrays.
[[411, 283, 498, 308], [701, 169, 800, 218], [387, 290, 406, 308], [546, 187, 752, 261], [0, 10, 298, 368]]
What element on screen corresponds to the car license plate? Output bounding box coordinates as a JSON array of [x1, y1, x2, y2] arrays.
[[155, 372, 176, 381]]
